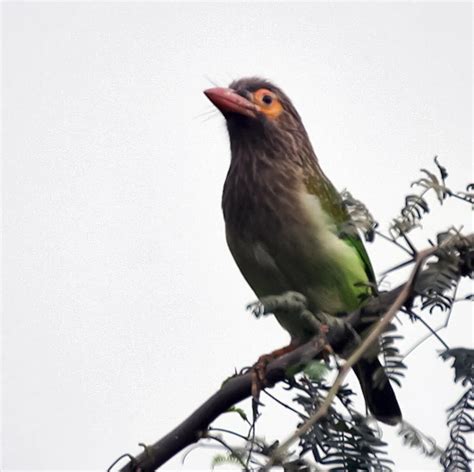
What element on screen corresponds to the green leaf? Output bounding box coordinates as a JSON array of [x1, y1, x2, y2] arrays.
[[211, 453, 241, 469], [440, 348, 474, 386], [225, 406, 249, 424], [285, 363, 304, 378], [303, 360, 329, 381]]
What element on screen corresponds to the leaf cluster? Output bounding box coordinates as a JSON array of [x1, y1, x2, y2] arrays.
[[398, 421, 443, 459], [415, 229, 472, 314], [293, 377, 393, 471], [389, 157, 473, 238], [376, 324, 406, 388], [440, 349, 474, 472], [341, 189, 378, 242]]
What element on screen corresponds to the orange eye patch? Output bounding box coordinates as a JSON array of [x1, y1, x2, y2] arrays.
[[252, 88, 283, 120]]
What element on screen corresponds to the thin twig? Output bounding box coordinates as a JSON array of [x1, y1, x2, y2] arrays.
[[400, 231, 418, 257], [374, 230, 413, 256], [246, 413, 257, 468], [262, 389, 308, 419], [380, 257, 415, 276], [401, 309, 450, 359], [401, 276, 460, 359], [208, 427, 256, 445], [205, 434, 250, 471]]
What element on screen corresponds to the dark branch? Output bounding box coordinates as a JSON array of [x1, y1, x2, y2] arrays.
[[114, 234, 473, 472], [115, 335, 329, 471]]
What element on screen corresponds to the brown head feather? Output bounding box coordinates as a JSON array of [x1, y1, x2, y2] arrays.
[[221, 77, 345, 234]]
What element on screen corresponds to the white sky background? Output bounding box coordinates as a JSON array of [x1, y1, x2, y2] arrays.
[[2, 2, 473, 471]]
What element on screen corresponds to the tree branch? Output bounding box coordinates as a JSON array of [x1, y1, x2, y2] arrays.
[[115, 335, 330, 471], [113, 234, 473, 472]]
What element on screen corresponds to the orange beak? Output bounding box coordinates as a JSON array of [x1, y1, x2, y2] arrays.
[[204, 87, 258, 118]]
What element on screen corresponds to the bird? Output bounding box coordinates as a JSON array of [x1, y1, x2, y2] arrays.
[[203, 77, 402, 425]]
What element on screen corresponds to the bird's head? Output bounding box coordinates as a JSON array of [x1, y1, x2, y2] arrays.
[[204, 77, 313, 163]]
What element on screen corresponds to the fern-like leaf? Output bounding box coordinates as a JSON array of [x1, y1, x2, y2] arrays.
[[341, 189, 378, 242], [417, 231, 466, 314], [389, 157, 472, 238], [440, 349, 474, 471], [292, 378, 393, 471], [398, 420, 443, 459], [440, 349, 474, 387], [375, 324, 406, 388], [211, 452, 244, 469], [390, 194, 429, 237]]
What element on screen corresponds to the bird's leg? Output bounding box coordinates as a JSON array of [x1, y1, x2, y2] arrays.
[[248, 290, 328, 336], [247, 291, 308, 319], [332, 310, 364, 358], [248, 291, 331, 405]]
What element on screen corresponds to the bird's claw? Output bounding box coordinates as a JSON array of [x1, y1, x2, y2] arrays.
[[320, 331, 334, 363], [250, 342, 300, 409], [247, 291, 308, 319], [253, 354, 271, 386], [320, 323, 330, 335], [251, 353, 273, 411], [246, 300, 266, 319]]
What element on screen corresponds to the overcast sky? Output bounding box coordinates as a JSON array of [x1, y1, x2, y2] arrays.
[[2, 2, 472, 471]]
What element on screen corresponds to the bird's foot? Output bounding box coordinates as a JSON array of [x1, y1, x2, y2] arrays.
[[251, 355, 272, 400], [247, 291, 307, 319], [319, 328, 334, 362], [320, 323, 330, 335], [251, 342, 300, 403]]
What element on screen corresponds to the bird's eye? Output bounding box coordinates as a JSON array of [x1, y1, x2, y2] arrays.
[[253, 88, 283, 119]]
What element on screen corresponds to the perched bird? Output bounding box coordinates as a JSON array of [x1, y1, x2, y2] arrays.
[[204, 77, 401, 425]]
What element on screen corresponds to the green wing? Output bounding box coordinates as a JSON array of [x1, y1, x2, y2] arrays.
[[339, 230, 377, 288], [305, 173, 377, 290]]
